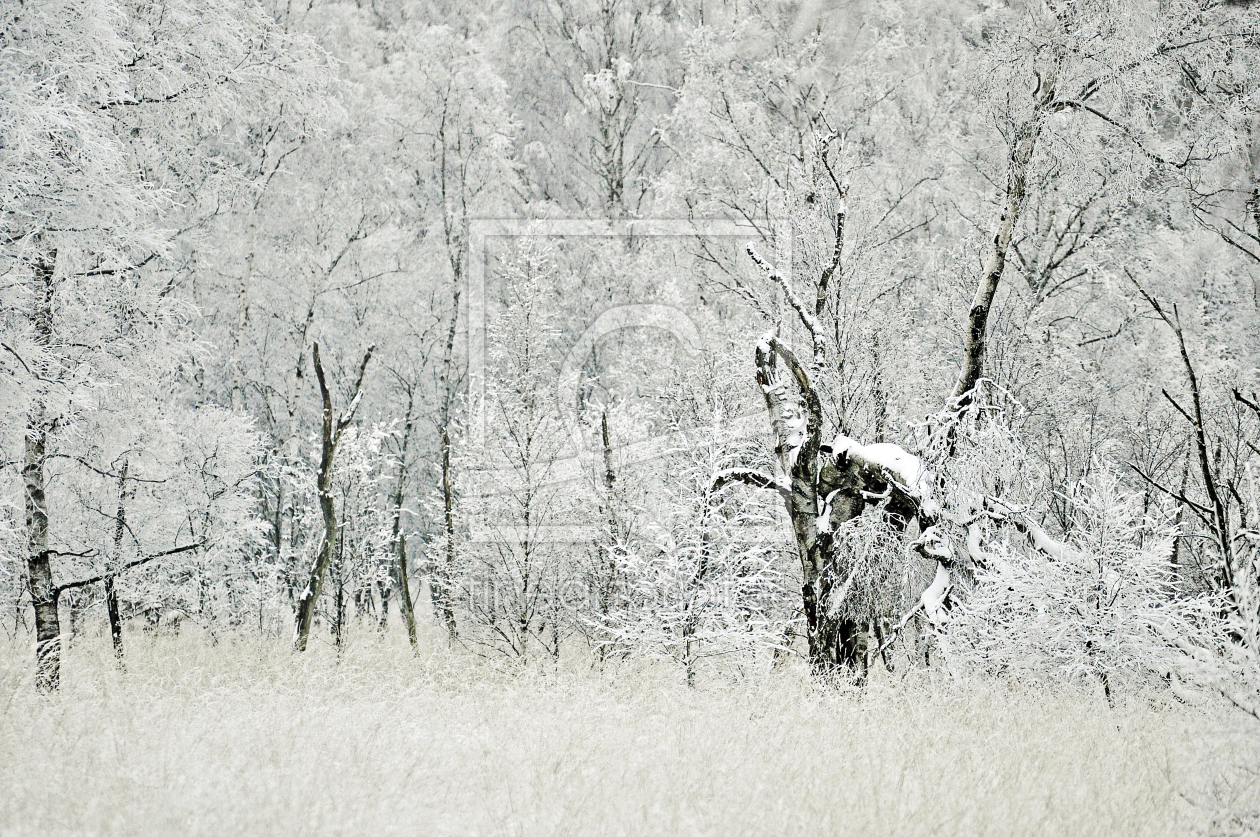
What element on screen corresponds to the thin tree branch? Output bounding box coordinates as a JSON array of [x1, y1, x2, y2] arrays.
[[55, 541, 204, 594], [711, 468, 791, 500]]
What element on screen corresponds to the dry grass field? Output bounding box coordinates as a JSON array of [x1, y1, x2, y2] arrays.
[[1, 628, 1257, 837]]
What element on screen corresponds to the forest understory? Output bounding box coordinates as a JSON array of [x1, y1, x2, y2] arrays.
[[1, 624, 1255, 837]]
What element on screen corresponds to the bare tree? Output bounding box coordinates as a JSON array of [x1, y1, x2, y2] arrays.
[[516, 0, 676, 216], [294, 343, 375, 652], [385, 376, 421, 649]]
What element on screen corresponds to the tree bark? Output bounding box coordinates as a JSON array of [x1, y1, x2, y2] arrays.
[[25, 248, 60, 692], [599, 409, 621, 632], [752, 337, 848, 672], [600, 409, 620, 542], [293, 345, 338, 651], [952, 68, 1057, 405], [294, 342, 373, 652], [438, 424, 458, 640], [434, 119, 464, 644], [106, 458, 131, 666], [389, 389, 419, 649], [430, 264, 460, 642], [333, 524, 346, 653]]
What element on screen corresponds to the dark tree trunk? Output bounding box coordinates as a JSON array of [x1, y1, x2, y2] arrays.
[[389, 388, 419, 648], [25, 248, 60, 692], [438, 424, 458, 640], [377, 574, 392, 633], [104, 576, 123, 662], [395, 534, 417, 646], [106, 458, 131, 667], [333, 525, 346, 653], [294, 342, 373, 652], [293, 348, 339, 651]]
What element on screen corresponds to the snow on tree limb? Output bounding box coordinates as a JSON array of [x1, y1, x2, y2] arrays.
[[1158, 626, 1260, 723], [832, 437, 928, 495], [920, 562, 952, 625], [984, 497, 1068, 560], [829, 433, 936, 516], [712, 468, 791, 501], [747, 243, 825, 370]]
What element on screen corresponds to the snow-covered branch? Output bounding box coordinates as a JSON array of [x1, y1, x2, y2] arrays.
[[984, 498, 1068, 560], [712, 468, 791, 501], [747, 243, 825, 370]]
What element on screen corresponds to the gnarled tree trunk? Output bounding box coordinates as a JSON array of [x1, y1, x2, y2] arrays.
[[724, 77, 1055, 674]]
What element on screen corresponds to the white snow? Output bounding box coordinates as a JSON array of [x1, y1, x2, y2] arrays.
[[918, 525, 953, 561], [782, 407, 807, 469], [965, 522, 992, 566], [921, 562, 951, 624], [1022, 517, 1067, 559], [829, 433, 933, 500], [860, 442, 926, 491], [817, 488, 841, 534]]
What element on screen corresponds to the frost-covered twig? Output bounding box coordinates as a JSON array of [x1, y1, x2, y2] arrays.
[[1158, 626, 1260, 723], [1128, 269, 1235, 588], [873, 563, 952, 656]]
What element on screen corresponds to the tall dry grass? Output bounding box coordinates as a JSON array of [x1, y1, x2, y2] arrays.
[[0, 623, 1256, 836]]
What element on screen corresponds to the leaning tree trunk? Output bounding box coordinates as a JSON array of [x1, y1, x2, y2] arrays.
[[25, 248, 60, 692], [953, 65, 1057, 405]]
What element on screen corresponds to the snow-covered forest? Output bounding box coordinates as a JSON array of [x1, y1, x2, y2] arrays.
[[5, 0, 1260, 830]]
